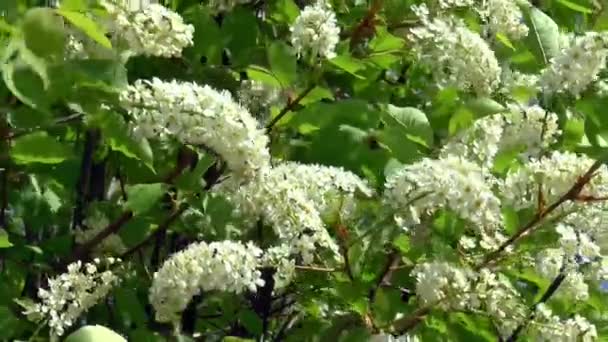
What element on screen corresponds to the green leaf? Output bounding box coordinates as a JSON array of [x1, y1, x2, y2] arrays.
[[556, 0, 593, 13], [0, 306, 21, 339], [0, 229, 12, 248], [22, 8, 66, 59], [383, 105, 433, 147], [393, 234, 410, 254], [239, 310, 263, 335], [466, 97, 505, 118], [269, 0, 300, 23], [11, 132, 72, 164], [246, 65, 283, 88], [57, 10, 112, 49], [329, 55, 366, 79], [524, 6, 560, 64], [267, 41, 296, 87], [65, 325, 127, 342], [183, 6, 223, 65], [125, 183, 166, 215]]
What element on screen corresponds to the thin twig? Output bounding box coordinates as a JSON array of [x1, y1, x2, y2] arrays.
[[121, 205, 189, 259], [265, 84, 315, 131], [392, 159, 606, 334], [506, 272, 567, 342], [478, 159, 603, 269]]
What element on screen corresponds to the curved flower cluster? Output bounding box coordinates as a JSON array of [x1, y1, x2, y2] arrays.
[[413, 262, 472, 309], [501, 151, 608, 211], [290, 1, 340, 59], [120, 78, 270, 178], [149, 240, 264, 323], [540, 32, 608, 97], [100, 1, 194, 58], [481, 0, 528, 40], [214, 162, 371, 263], [24, 259, 121, 337], [260, 244, 296, 290], [530, 304, 597, 341], [75, 211, 126, 257], [237, 80, 282, 123], [384, 156, 503, 248], [409, 13, 502, 95]]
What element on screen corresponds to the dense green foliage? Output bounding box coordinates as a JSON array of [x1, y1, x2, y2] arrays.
[[2, 0, 608, 341]]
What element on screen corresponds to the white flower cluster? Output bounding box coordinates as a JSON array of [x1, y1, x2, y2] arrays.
[[290, 1, 340, 60], [530, 304, 597, 341], [469, 269, 527, 337], [441, 104, 559, 168], [384, 156, 503, 249], [535, 220, 608, 302], [24, 259, 121, 337], [501, 151, 608, 211], [260, 244, 296, 290], [409, 10, 502, 95], [237, 80, 282, 123], [370, 333, 420, 342], [412, 262, 472, 309], [215, 162, 371, 263], [149, 240, 264, 323], [500, 68, 539, 95], [481, 0, 528, 40], [100, 1, 194, 58], [437, 0, 474, 9], [75, 211, 126, 257], [540, 32, 608, 97], [120, 78, 270, 178], [206, 0, 251, 12]]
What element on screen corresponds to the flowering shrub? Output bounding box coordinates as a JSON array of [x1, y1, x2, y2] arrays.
[[2, 0, 608, 341]]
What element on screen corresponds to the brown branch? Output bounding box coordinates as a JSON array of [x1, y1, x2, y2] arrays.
[[120, 205, 189, 259], [72, 129, 100, 229], [349, 0, 383, 50], [478, 159, 603, 269], [64, 211, 134, 265], [265, 84, 315, 131], [392, 158, 606, 335], [369, 250, 399, 303]]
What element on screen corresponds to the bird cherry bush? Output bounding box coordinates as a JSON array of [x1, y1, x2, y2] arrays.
[[1, 0, 608, 341]]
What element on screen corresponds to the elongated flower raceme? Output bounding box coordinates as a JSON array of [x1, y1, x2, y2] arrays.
[[149, 241, 264, 323], [409, 13, 502, 95], [501, 151, 608, 211], [384, 156, 503, 249], [23, 259, 121, 337], [441, 104, 560, 168], [237, 80, 282, 124], [530, 304, 597, 341], [540, 32, 608, 97], [120, 78, 271, 178], [290, 1, 340, 59], [100, 1, 194, 58], [481, 0, 528, 40], [215, 162, 372, 263], [413, 262, 472, 309]]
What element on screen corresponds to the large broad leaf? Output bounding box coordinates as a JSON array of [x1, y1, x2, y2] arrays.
[[523, 6, 560, 64], [183, 6, 223, 65], [57, 10, 112, 49], [0, 229, 12, 248], [125, 183, 167, 215], [466, 97, 505, 118], [22, 8, 66, 60], [267, 41, 297, 87], [65, 325, 127, 342], [11, 132, 72, 164], [382, 105, 433, 147]]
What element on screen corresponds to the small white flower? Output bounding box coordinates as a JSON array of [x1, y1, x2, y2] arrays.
[[481, 0, 528, 40]]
